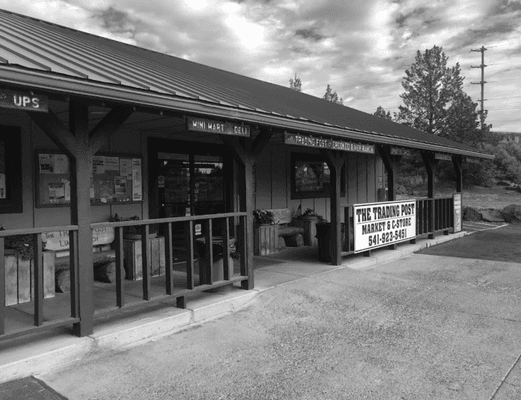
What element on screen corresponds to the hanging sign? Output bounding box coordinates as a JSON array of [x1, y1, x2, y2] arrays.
[[284, 133, 375, 154], [390, 147, 413, 156], [435, 152, 452, 161], [186, 117, 250, 137], [0, 88, 49, 112], [353, 200, 416, 253]]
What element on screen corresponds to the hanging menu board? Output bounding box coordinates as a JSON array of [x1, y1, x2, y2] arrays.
[[36, 151, 143, 207]]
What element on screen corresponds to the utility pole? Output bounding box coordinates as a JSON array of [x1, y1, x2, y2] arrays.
[[471, 46, 487, 131]]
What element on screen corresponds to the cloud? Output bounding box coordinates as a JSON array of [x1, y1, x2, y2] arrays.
[[0, 0, 519, 131]]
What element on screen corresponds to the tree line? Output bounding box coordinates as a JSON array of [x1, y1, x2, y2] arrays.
[[289, 45, 518, 186]]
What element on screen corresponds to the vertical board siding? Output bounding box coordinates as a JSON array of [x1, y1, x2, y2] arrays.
[[367, 155, 376, 202], [254, 145, 272, 210], [271, 144, 287, 209], [356, 154, 367, 204], [347, 154, 357, 206]]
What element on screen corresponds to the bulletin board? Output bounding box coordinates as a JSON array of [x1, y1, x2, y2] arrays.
[[35, 151, 143, 207]]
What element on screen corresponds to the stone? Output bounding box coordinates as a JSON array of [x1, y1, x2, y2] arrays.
[[480, 208, 505, 222], [396, 184, 408, 195], [55, 269, 70, 293], [284, 233, 304, 247], [497, 180, 514, 186], [463, 206, 482, 222], [94, 261, 125, 283], [278, 236, 287, 250], [502, 204, 521, 223]]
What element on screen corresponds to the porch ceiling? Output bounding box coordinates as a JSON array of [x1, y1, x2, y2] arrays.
[[0, 9, 493, 160]]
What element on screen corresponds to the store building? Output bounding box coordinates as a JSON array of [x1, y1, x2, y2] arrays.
[[0, 9, 492, 340]]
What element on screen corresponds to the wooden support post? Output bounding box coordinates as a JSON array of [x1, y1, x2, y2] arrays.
[[141, 224, 151, 300], [114, 227, 125, 308], [33, 234, 44, 326], [68, 100, 94, 336], [322, 150, 345, 266], [164, 222, 174, 295], [30, 100, 133, 337], [421, 152, 436, 239], [0, 238, 5, 335], [377, 146, 397, 201], [452, 155, 463, 193]]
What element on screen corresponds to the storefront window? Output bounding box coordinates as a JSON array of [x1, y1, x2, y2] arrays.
[[291, 153, 345, 199], [0, 125, 22, 213]]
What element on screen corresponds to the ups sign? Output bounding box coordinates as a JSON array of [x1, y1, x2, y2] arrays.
[[0, 88, 49, 112]]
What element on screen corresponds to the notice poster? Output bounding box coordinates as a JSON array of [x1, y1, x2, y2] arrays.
[[92, 156, 105, 174], [453, 193, 462, 233], [114, 176, 127, 195], [120, 158, 132, 178], [48, 182, 65, 202], [0, 173, 5, 199], [63, 179, 70, 201], [132, 158, 142, 201], [39, 154, 54, 173], [53, 154, 69, 174], [103, 156, 120, 172], [353, 200, 417, 253]]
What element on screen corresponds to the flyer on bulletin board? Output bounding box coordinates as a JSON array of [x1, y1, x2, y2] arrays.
[[39, 154, 54, 173], [0, 173, 5, 199], [132, 158, 142, 201]]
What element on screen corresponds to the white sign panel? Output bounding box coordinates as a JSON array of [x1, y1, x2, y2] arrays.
[[354, 200, 417, 253], [453, 193, 462, 233]]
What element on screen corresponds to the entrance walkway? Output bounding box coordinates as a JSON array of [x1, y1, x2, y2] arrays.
[[0, 230, 469, 384]]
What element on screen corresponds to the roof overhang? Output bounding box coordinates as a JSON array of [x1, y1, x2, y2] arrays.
[[0, 66, 494, 160]]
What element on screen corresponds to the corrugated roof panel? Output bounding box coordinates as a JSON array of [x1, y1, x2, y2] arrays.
[[0, 9, 491, 157]]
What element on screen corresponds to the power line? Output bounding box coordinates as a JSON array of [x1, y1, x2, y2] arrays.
[[470, 46, 487, 131]]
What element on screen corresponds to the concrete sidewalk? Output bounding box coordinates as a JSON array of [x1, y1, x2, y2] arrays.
[[0, 231, 470, 385]]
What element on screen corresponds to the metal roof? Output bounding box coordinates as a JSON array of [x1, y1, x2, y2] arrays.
[[0, 9, 492, 159]]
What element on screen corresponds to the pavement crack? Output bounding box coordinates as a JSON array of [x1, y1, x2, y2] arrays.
[[489, 352, 521, 400]]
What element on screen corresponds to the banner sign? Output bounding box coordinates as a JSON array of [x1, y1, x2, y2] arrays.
[[42, 227, 114, 251], [0, 88, 49, 112], [187, 117, 250, 137], [354, 200, 416, 253], [390, 147, 413, 156], [435, 152, 452, 161], [284, 133, 375, 154], [453, 193, 462, 233]]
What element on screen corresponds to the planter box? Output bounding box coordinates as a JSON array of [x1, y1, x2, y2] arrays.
[[123, 236, 165, 281], [291, 217, 319, 246], [4, 251, 55, 306], [253, 224, 279, 256]]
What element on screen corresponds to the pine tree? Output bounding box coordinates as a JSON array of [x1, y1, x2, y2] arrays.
[[289, 73, 302, 92], [323, 84, 343, 105], [374, 106, 393, 120]]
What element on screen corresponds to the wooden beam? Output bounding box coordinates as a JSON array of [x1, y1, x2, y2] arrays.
[[377, 146, 396, 201], [252, 128, 273, 157], [69, 100, 94, 337], [452, 155, 463, 193], [421, 151, 436, 239], [89, 106, 134, 155], [29, 109, 77, 158], [322, 150, 345, 266], [221, 136, 249, 166]]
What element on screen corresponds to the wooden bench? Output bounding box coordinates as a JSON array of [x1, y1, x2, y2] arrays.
[[42, 227, 118, 292]]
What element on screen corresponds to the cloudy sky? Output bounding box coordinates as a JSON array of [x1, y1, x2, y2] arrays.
[[2, 0, 521, 132]]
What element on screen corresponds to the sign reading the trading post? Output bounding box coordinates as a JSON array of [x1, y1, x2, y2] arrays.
[[453, 193, 462, 233], [353, 200, 416, 253], [186, 117, 250, 137], [284, 133, 375, 154]]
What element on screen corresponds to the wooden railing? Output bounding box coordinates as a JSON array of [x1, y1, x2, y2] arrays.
[[0, 225, 80, 340], [416, 197, 454, 237], [90, 211, 249, 315]]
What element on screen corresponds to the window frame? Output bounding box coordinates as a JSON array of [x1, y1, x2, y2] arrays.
[[290, 152, 346, 200], [0, 125, 23, 214]]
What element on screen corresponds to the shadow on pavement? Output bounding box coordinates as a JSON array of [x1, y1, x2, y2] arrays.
[[416, 224, 521, 263]]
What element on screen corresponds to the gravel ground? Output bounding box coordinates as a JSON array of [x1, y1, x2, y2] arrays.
[[39, 245, 521, 400]]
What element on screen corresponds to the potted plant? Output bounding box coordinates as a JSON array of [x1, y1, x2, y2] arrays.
[[110, 214, 156, 240], [253, 209, 275, 226], [252, 209, 278, 255], [299, 208, 320, 220]]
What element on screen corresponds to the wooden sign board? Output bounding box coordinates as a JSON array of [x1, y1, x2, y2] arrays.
[[0, 88, 48, 112], [187, 117, 250, 137], [435, 152, 452, 161], [284, 133, 375, 154], [42, 227, 115, 251], [390, 147, 412, 156]]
